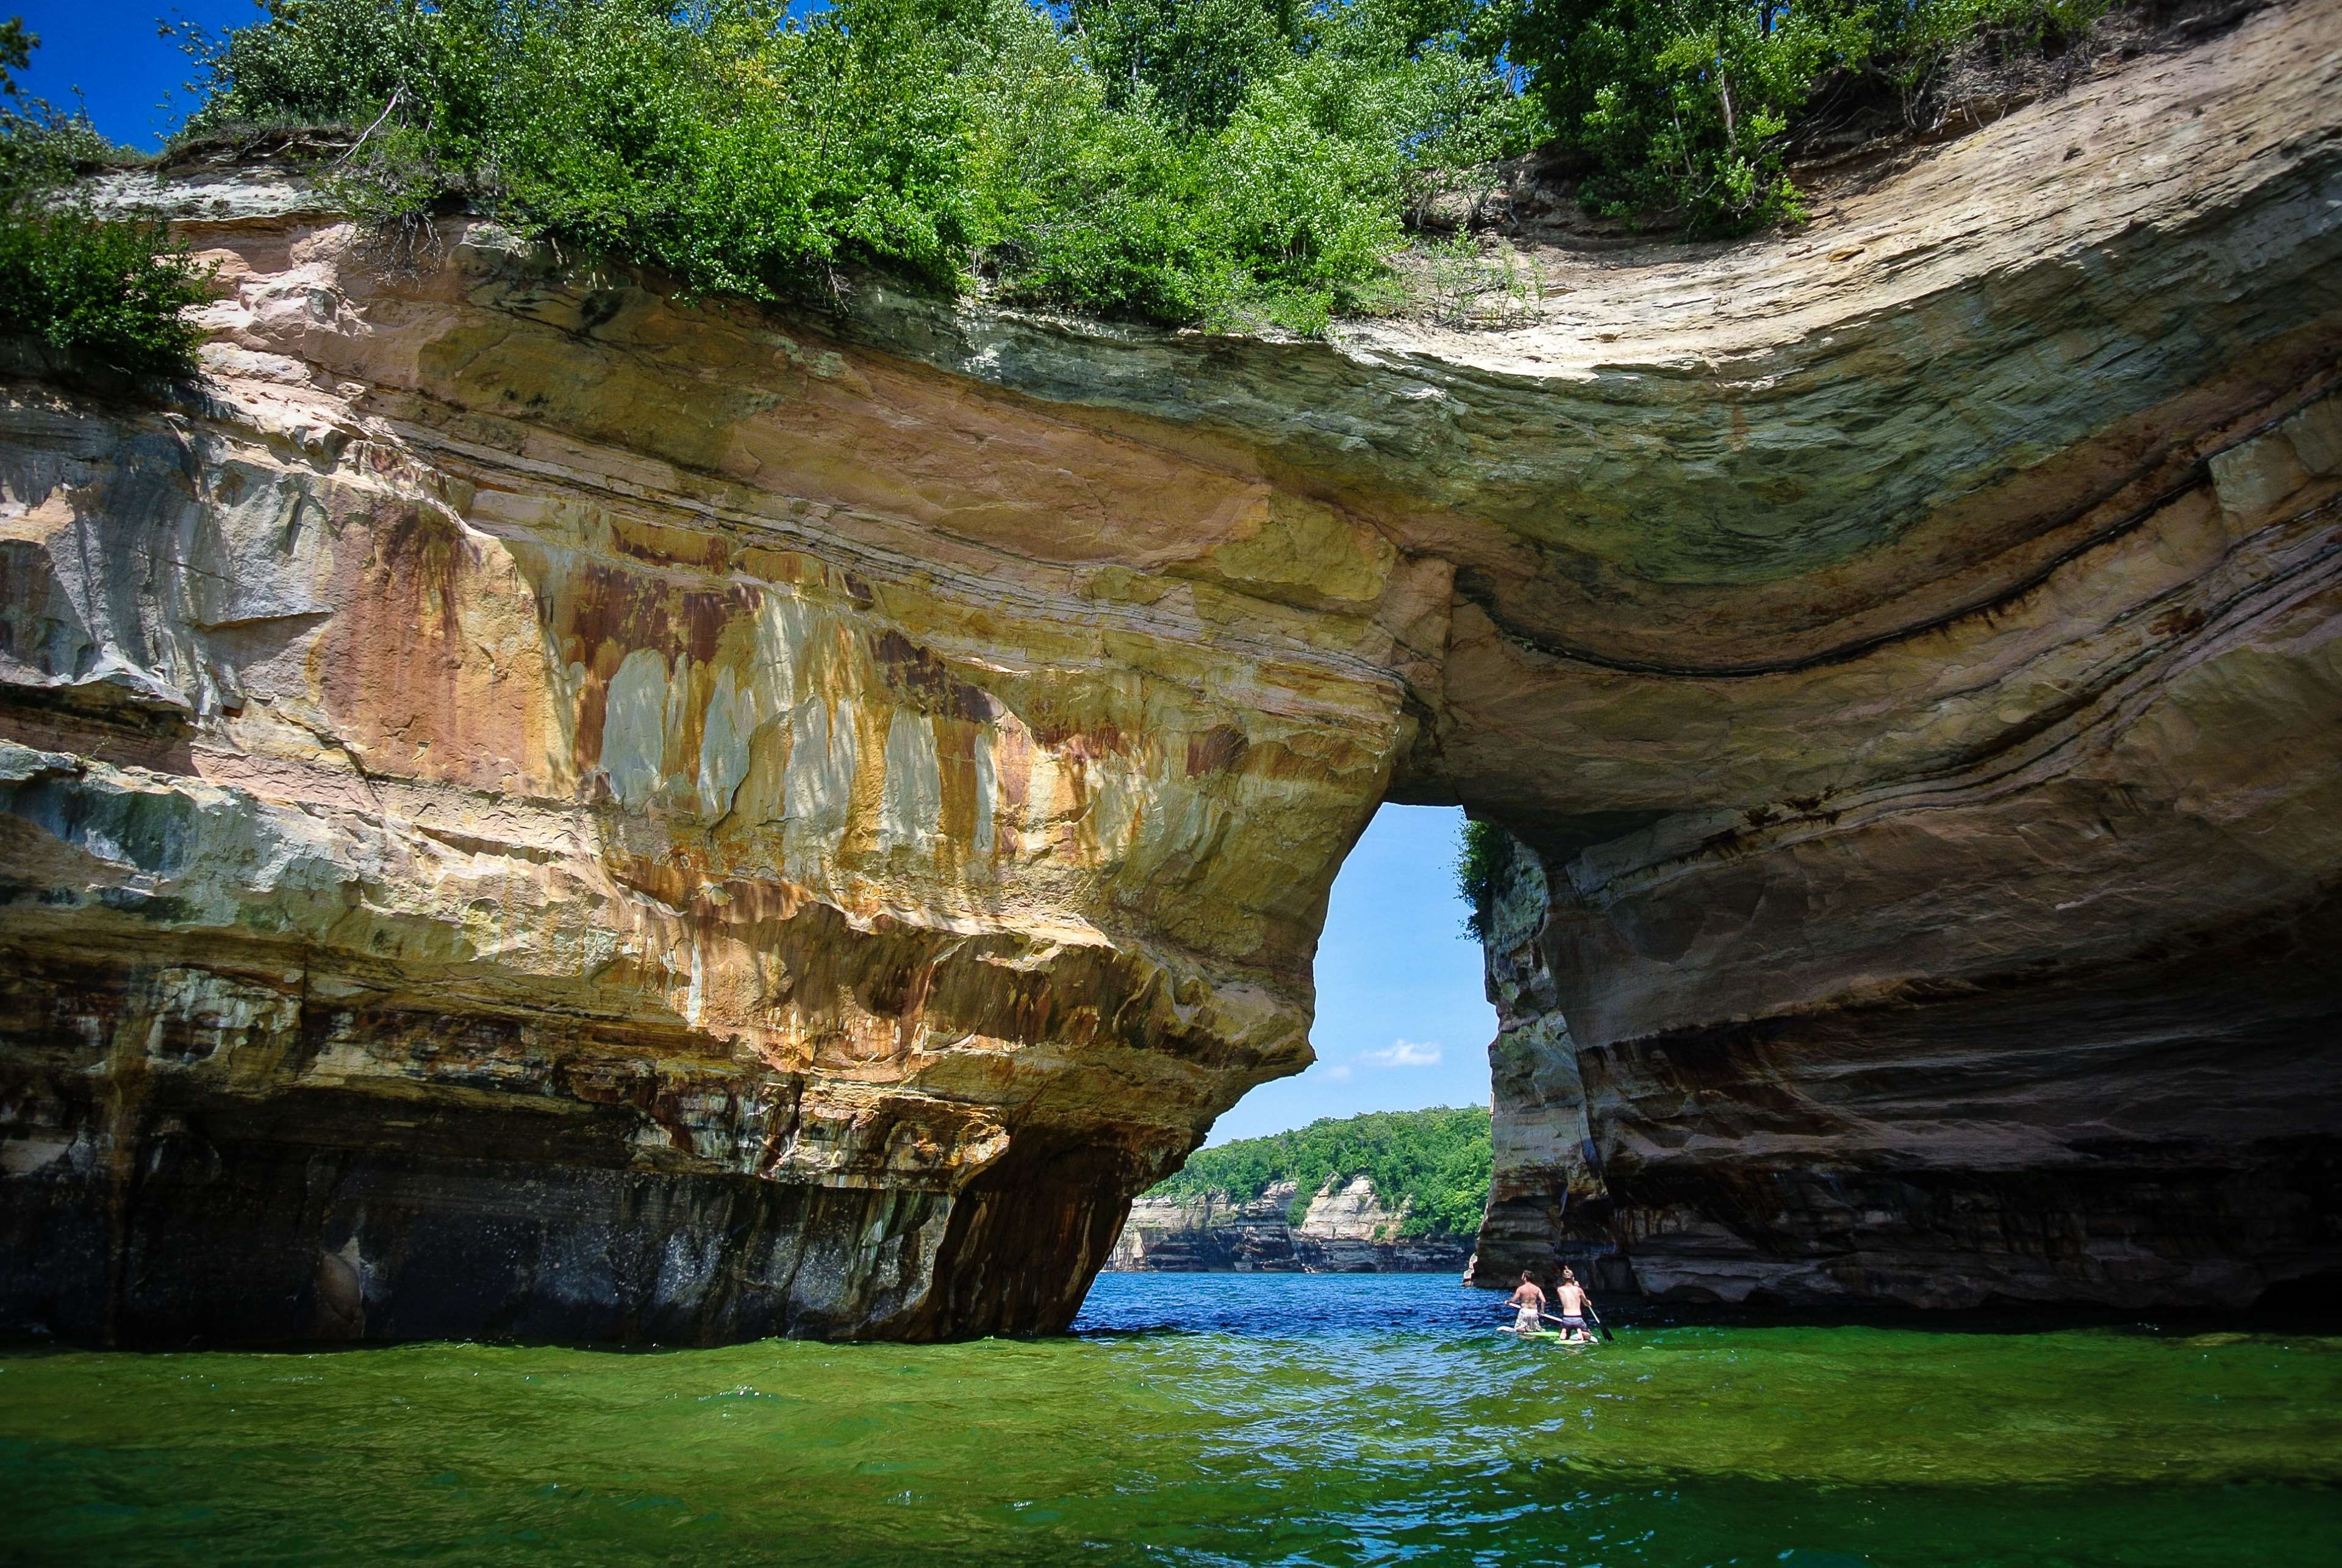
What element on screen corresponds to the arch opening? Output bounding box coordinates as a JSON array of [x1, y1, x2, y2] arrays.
[[1095, 805, 1503, 1278]]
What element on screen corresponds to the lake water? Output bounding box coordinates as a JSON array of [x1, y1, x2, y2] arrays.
[[2, 1272, 2337, 1566]]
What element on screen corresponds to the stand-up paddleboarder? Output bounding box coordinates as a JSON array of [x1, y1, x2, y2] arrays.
[[1505, 1271, 1547, 1335], [1552, 1267, 1592, 1342]]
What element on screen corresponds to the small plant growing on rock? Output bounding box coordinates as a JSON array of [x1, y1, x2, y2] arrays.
[[1455, 816, 1509, 942], [1413, 228, 1541, 328]]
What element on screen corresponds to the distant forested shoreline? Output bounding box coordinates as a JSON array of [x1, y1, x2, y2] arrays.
[[1148, 1105, 1492, 1237]]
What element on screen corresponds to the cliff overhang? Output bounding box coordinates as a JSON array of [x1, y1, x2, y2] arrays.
[[2, 0, 2337, 1341]]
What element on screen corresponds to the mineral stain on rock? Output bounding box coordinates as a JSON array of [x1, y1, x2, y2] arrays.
[[2, 0, 2340, 1342]]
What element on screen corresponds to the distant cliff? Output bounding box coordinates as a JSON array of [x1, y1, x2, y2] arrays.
[[1107, 1175, 1472, 1273], [1106, 1107, 1488, 1272]]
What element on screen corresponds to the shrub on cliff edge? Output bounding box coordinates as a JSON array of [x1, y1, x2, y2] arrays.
[[176, 0, 1541, 332], [0, 23, 209, 382], [1455, 816, 1512, 942], [0, 209, 210, 381], [1502, 0, 2117, 231]]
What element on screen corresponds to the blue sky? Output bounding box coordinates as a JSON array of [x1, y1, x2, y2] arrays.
[[1209, 804, 1494, 1144], [11, 1, 230, 148], [19, 2, 1500, 1145]]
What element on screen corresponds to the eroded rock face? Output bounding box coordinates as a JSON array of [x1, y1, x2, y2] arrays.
[[1431, 1, 2342, 1310], [2, 0, 2338, 1339], [1460, 842, 1628, 1295], [0, 212, 1415, 1343]]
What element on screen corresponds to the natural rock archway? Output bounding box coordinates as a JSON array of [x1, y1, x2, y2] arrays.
[[1, 0, 2336, 1341]]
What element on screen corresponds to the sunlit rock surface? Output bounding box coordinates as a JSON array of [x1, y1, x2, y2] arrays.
[[2, 0, 2338, 1339], [0, 206, 1413, 1343]]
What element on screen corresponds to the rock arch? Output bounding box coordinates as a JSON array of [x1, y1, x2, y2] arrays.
[[0, 0, 2335, 1341]]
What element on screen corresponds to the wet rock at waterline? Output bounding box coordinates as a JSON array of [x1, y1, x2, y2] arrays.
[[4, 0, 2340, 1341]]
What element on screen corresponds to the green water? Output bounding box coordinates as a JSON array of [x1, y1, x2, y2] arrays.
[[2, 1275, 2337, 1566]]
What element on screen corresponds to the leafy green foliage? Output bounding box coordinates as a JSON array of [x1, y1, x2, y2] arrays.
[[169, 0, 2127, 322], [1455, 815, 1508, 942], [1148, 1105, 1493, 1237], [179, 0, 1542, 331], [1077, 0, 1297, 132], [0, 98, 113, 207], [177, 0, 428, 130], [0, 209, 210, 378], [1508, 0, 1860, 229], [1875, 0, 2114, 119], [0, 16, 30, 98], [1505, 0, 2114, 232], [0, 23, 210, 381]]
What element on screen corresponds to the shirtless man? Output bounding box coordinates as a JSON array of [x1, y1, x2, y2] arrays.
[[1506, 1271, 1547, 1335], [1553, 1267, 1593, 1342]]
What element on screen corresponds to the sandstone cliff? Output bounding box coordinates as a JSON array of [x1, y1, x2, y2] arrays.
[[1, 0, 2336, 1341], [1108, 1175, 1472, 1272]]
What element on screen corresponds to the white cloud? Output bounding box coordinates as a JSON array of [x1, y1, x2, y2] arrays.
[[1321, 1063, 1353, 1082], [1361, 1039, 1442, 1069]]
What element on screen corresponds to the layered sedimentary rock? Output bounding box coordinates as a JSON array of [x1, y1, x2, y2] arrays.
[[2, 0, 2338, 1339], [1108, 1175, 1472, 1271], [0, 196, 1419, 1343], [1440, 2, 2342, 1307]]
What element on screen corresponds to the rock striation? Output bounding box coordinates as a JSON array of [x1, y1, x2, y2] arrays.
[[2, 0, 2338, 1339], [1108, 1175, 1473, 1272]]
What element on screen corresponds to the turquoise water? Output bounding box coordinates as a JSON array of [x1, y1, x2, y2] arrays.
[[2, 1273, 2337, 1566]]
